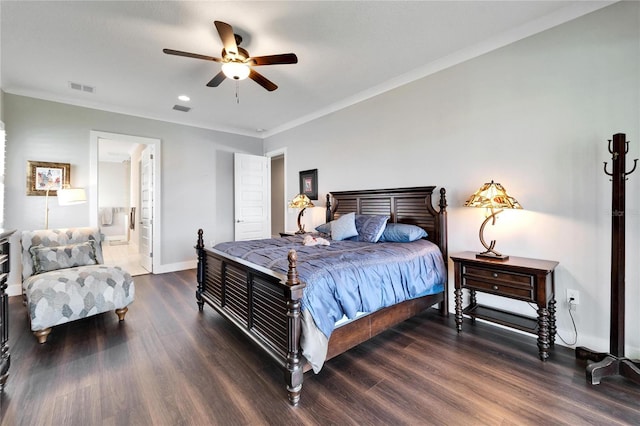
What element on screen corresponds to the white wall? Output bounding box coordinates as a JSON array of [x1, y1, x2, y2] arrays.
[[4, 94, 262, 291], [98, 160, 130, 239], [265, 2, 640, 356], [98, 161, 129, 208]]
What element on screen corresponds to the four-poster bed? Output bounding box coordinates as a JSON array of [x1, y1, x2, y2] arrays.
[[195, 186, 448, 405]]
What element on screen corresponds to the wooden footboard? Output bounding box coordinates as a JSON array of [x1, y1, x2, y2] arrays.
[[196, 229, 306, 405]]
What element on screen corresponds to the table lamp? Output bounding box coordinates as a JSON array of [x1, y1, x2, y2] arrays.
[[288, 194, 314, 234], [464, 180, 522, 260]]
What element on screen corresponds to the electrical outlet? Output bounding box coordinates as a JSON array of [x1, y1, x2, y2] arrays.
[[567, 289, 580, 306]]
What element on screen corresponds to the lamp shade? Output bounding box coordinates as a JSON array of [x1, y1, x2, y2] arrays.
[[57, 187, 87, 206], [464, 180, 522, 210], [288, 194, 314, 210], [464, 180, 521, 260]]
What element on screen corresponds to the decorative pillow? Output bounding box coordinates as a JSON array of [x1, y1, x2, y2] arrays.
[[30, 241, 98, 275], [378, 223, 428, 243], [330, 212, 358, 241], [349, 214, 389, 243], [315, 222, 332, 234]]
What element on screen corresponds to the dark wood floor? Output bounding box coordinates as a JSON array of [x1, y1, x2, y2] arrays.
[[1, 269, 639, 425]]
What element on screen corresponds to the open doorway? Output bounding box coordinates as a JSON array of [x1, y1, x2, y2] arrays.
[[266, 148, 286, 236], [89, 131, 161, 274]]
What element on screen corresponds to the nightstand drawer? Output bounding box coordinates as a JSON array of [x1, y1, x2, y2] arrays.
[[463, 265, 533, 288], [462, 277, 533, 300], [462, 265, 534, 300]]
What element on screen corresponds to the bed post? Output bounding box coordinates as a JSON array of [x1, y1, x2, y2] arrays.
[[195, 229, 205, 312], [325, 194, 332, 223], [439, 188, 449, 317], [284, 249, 304, 406]]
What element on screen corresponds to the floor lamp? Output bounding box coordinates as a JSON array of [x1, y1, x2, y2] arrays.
[[44, 186, 87, 229]]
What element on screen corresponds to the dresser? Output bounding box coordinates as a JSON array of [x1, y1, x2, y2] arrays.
[[0, 229, 15, 391], [451, 251, 559, 361]]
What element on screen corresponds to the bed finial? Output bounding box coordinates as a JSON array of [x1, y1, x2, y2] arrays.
[[197, 229, 204, 249], [287, 249, 300, 286], [439, 188, 447, 212]]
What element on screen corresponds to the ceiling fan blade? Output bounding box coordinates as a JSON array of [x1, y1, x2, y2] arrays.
[[206, 71, 227, 87], [248, 53, 298, 66], [249, 69, 278, 92], [163, 48, 222, 62], [214, 21, 238, 56]]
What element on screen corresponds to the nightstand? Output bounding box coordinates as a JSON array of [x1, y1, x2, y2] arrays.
[[451, 251, 559, 361]]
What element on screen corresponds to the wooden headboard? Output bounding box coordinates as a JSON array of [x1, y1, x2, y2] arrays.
[[325, 186, 448, 258]]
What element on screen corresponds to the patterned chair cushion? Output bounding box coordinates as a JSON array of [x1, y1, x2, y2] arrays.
[[23, 264, 135, 331], [30, 241, 98, 274], [22, 228, 104, 281], [21, 227, 135, 333]]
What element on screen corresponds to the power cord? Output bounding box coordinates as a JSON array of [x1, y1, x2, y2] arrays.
[[528, 299, 578, 346]]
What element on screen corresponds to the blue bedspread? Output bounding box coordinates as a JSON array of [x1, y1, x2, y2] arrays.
[[214, 236, 446, 339]]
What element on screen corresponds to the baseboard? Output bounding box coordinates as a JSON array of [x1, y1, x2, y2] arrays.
[[152, 259, 197, 274], [472, 317, 640, 359], [104, 235, 127, 241], [7, 283, 22, 297]]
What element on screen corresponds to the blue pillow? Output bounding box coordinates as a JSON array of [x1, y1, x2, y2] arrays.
[[330, 212, 358, 241], [315, 222, 332, 234], [378, 223, 427, 243], [349, 214, 389, 243]]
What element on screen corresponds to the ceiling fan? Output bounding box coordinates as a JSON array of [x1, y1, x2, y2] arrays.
[[163, 20, 298, 92]]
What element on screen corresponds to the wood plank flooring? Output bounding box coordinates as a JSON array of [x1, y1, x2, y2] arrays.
[[1, 269, 639, 425]]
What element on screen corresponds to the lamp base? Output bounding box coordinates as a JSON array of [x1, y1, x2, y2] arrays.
[[476, 252, 509, 261]]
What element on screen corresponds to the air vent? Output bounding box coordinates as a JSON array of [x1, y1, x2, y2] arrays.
[[173, 104, 191, 112], [68, 81, 95, 93]]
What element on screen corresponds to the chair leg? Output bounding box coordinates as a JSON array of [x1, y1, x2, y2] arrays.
[[115, 307, 128, 321], [34, 328, 52, 344]]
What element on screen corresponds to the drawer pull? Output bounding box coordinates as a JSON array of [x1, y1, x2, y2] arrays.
[[492, 285, 499, 290], [492, 273, 498, 278]]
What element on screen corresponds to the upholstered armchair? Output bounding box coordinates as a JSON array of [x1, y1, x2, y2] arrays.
[[21, 227, 135, 343]]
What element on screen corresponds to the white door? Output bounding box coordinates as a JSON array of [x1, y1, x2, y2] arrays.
[[139, 145, 153, 271], [234, 153, 271, 241]]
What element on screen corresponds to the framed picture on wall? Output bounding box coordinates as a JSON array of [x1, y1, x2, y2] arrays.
[[26, 161, 71, 196], [299, 169, 318, 200]]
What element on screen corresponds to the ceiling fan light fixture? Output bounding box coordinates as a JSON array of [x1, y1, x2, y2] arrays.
[[221, 61, 250, 80]]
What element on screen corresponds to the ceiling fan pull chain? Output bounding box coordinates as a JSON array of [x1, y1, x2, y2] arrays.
[[235, 80, 240, 104]]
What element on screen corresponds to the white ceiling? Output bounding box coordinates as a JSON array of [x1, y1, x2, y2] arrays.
[[1, 1, 613, 139]]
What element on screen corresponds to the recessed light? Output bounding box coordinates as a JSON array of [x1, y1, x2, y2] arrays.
[[178, 95, 190, 102]]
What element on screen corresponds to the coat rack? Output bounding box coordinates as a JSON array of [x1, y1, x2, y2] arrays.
[[575, 133, 640, 385]]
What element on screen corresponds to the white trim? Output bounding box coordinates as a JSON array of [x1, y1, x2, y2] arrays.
[[261, 1, 614, 138], [7, 283, 21, 297], [90, 131, 162, 273], [153, 260, 197, 274], [3, 88, 262, 138]]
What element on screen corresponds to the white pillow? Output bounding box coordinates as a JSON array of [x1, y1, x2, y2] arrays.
[[331, 212, 358, 241]]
